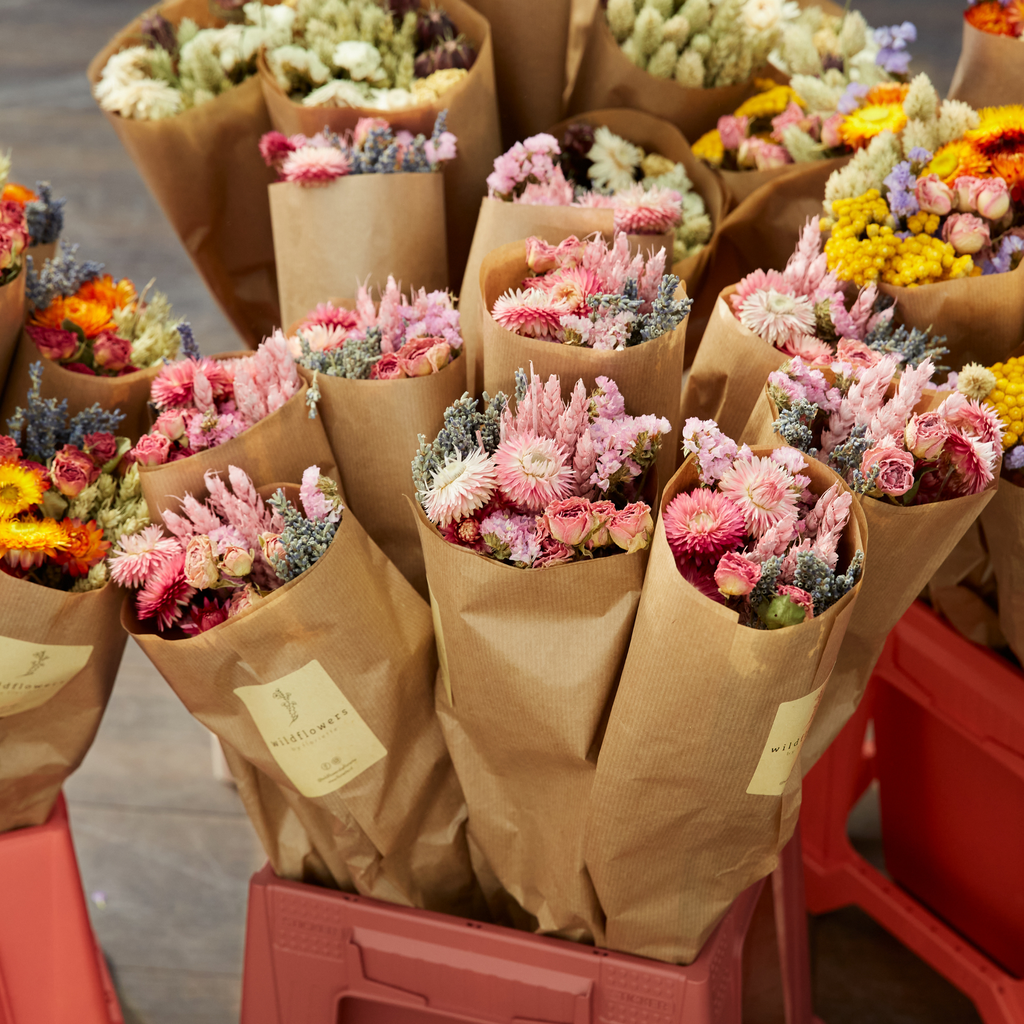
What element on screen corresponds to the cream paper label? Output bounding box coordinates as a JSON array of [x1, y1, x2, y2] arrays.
[[235, 660, 386, 798], [746, 683, 826, 796], [428, 587, 453, 706], [0, 635, 94, 718]]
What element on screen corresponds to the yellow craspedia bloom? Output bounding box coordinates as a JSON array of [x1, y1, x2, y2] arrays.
[[925, 139, 990, 187], [0, 463, 46, 519], [693, 129, 725, 167], [981, 355, 1024, 449], [838, 103, 908, 150], [735, 84, 804, 120]]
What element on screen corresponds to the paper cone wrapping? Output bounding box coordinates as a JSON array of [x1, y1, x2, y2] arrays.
[[0, 266, 25, 392], [464, 0, 574, 146], [257, 0, 501, 286], [480, 240, 687, 490], [296, 356, 466, 600], [0, 330, 160, 442], [461, 201, 615, 396], [584, 450, 865, 963], [0, 578, 127, 832], [879, 261, 1024, 368], [126, 499, 484, 917], [28, 241, 58, 266], [414, 501, 649, 941], [138, 383, 336, 521], [689, 158, 845, 350], [547, 109, 726, 291], [980, 481, 1024, 664], [87, 0, 280, 348], [949, 21, 1024, 110], [566, 15, 765, 142], [681, 287, 786, 444], [269, 174, 449, 330], [717, 155, 851, 209]]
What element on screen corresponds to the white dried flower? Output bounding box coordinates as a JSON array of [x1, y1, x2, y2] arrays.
[[779, 23, 822, 76], [824, 130, 901, 209], [679, 0, 711, 34], [588, 126, 645, 192], [903, 73, 939, 123], [268, 44, 332, 91], [790, 73, 841, 112], [958, 363, 998, 401], [647, 0, 676, 18], [647, 39, 680, 77], [663, 13, 691, 45], [633, 6, 666, 58], [837, 10, 868, 60], [607, 0, 637, 40], [901, 118, 940, 157], [936, 99, 981, 147], [782, 124, 825, 162], [333, 40, 386, 82], [674, 48, 705, 86]]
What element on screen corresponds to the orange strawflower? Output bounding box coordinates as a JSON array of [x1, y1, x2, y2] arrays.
[[77, 274, 137, 312], [965, 105, 1024, 196], [965, 0, 1018, 35], [60, 297, 117, 338], [27, 297, 67, 332], [0, 517, 69, 570], [1, 182, 37, 205], [54, 519, 110, 577], [1008, 0, 1024, 33], [865, 83, 910, 106], [925, 139, 991, 186]]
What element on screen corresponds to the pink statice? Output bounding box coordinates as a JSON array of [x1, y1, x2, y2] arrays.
[[487, 133, 563, 200], [416, 371, 664, 567], [681, 418, 739, 485], [300, 465, 343, 523]]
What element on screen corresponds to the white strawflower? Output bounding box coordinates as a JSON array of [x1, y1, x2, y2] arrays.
[[302, 78, 372, 108], [268, 45, 332, 91], [423, 449, 498, 528], [587, 126, 644, 192], [741, 0, 798, 36], [333, 40, 386, 82], [96, 57, 183, 121]]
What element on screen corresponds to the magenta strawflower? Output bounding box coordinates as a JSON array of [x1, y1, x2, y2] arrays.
[[664, 489, 747, 563], [136, 550, 195, 630], [491, 288, 574, 339]]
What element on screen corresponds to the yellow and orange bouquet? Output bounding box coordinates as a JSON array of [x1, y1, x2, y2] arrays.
[[1, 363, 148, 591], [24, 244, 194, 376], [964, 0, 1024, 38]]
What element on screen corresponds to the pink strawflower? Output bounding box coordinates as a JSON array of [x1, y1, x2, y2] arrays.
[[664, 488, 747, 563], [109, 525, 181, 588], [730, 268, 792, 313], [493, 432, 574, 512], [290, 323, 348, 357], [491, 288, 574, 339], [737, 288, 816, 348], [259, 131, 295, 169], [179, 596, 230, 637], [300, 302, 360, 332], [717, 455, 800, 538], [423, 448, 498, 527], [714, 551, 762, 596], [538, 265, 603, 315], [835, 337, 882, 370], [136, 550, 196, 631], [280, 145, 350, 185], [943, 430, 997, 496], [151, 357, 233, 410], [938, 393, 1004, 450], [607, 184, 682, 234], [782, 333, 835, 362]]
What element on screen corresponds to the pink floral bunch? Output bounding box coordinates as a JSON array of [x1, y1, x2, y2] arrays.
[[111, 464, 343, 634], [486, 134, 682, 235], [711, 103, 822, 171], [289, 277, 462, 381], [729, 217, 895, 362], [0, 199, 29, 285], [259, 112, 456, 185], [768, 353, 1002, 502], [128, 334, 301, 468], [490, 233, 689, 350], [413, 372, 668, 568], [665, 419, 864, 630]]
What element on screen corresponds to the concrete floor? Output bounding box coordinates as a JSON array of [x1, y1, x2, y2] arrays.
[[0, 1, 991, 1021]]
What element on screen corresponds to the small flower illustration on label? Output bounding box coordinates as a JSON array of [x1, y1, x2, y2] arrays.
[[273, 687, 299, 724], [20, 651, 49, 677]]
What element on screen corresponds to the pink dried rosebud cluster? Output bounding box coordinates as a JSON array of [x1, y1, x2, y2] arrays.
[[127, 335, 300, 468], [664, 422, 861, 630], [418, 372, 664, 568]]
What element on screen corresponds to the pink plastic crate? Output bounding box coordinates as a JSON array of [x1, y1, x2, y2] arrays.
[[0, 794, 123, 1024], [241, 864, 764, 1024]]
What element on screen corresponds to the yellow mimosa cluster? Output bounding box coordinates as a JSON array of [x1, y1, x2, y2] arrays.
[[985, 356, 1024, 449]]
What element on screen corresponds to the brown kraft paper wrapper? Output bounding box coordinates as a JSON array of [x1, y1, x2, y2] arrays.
[[584, 449, 865, 964], [296, 355, 466, 600], [87, 0, 280, 348], [743, 383, 998, 768], [257, 0, 501, 287], [717, 154, 851, 210], [461, 201, 614, 397], [464, 0, 573, 147], [138, 383, 337, 521], [878, 260, 1024, 368], [0, 330, 160, 443], [689, 158, 843, 351], [480, 240, 687, 491], [980, 481, 1024, 664], [125, 481, 484, 917], [681, 286, 786, 445], [414, 501, 649, 941], [566, 14, 767, 143], [0, 578, 127, 833], [547, 109, 726, 292], [269, 174, 449, 331], [0, 266, 25, 392], [949, 20, 1024, 110]]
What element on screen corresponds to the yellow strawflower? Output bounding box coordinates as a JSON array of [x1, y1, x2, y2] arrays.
[[0, 463, 45, 520]]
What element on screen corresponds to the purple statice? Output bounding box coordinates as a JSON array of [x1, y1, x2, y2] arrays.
[[874, 23, 916, 75], [24, 182, 65, 246], [982, 234, 1024, 275], [479, 509, 543, 565], [1006, 445, 1024, 471], [906, 147, 933, 168], [25, 241, 103, 310], [176, 322, 200, 361], [6, 361, 125, 463], [837, 82, 869, 115], [883, 161, 920, 220]]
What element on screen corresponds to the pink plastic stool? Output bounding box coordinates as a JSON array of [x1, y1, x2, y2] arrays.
[[241, 865, 769, 1024], [801, 602, 1024, 1024], [0, 794, 123, 1024]]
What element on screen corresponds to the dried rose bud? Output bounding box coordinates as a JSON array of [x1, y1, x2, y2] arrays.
[[560, 122, 596, 183], [141, 13, 178, 54], [417, 36, 476, 75]]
